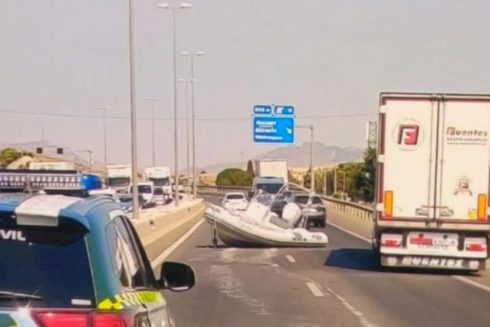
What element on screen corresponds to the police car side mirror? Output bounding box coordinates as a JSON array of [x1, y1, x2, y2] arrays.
[[158, 261, 195, 292]]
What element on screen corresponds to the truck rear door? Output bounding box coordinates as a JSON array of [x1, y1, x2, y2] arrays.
[[379, 95, 438, 220], [435, 97, 490, 222]]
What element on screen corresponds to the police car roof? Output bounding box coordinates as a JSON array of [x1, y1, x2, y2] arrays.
[[0, 193, 116, 231]]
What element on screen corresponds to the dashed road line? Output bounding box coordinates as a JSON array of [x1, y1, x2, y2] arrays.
[[286, 254, 296, 263], [325, 287, 378, 327], [305, 282, 325, 297]]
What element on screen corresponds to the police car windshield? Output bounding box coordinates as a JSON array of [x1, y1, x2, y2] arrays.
[[0, 222, 94, 308]]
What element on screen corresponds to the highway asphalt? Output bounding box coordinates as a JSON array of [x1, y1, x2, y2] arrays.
[[164, 195, 490, 327]]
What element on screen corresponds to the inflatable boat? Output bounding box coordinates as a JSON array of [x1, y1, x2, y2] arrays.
[[204, 200, 328, 248]]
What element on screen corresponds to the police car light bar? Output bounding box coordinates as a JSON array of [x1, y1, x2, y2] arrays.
[[0, 170, 83, 192]]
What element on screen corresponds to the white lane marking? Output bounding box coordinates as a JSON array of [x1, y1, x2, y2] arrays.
[[328, 220, 490, 294], [305, 282, 325, 297], [286, 254, 296, 263], [452, 275, 490, 293], [327, 221, 372, 243], [151, 218, 205, 269], [325, 287, 377, 327]]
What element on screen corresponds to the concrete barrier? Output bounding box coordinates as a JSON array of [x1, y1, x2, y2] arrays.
[[129, 199, 206, 262]]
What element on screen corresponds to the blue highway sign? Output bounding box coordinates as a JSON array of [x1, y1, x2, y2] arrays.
[[253, 116, 294, 143], [274, 105, 295, 115], [253, 105, 273, 115]]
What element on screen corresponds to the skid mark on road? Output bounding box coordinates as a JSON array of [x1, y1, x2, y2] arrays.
[[210, 264, 271, 316]]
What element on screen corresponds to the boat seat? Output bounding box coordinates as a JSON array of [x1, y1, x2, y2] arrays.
[[243, 201, 270, 224], [269, 216, 291, 229]]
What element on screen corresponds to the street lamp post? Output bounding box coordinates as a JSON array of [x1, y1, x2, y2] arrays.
[[128, 0, 139, 218], [145, 97, 162, 167], [158, 2, 192, 206], [177, 79, 191, 184], [97, 106, 111, 168], [181, 50, 205, 199], [297, 124, 315, 193]]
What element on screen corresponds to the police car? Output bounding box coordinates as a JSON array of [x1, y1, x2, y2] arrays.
[[0, 170, 195, 327]]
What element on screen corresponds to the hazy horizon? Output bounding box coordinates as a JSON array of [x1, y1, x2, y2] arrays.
[[2, 0, 490, 169]]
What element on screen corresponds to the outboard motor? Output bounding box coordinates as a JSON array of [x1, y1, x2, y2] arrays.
[[282, 202, 302, 227]]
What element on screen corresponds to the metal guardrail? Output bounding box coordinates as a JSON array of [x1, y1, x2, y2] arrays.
[[321, 196, 373, 222], [287, 183, 374, 222], [196, 185, 251, 195], [198, 183, 374, 221]]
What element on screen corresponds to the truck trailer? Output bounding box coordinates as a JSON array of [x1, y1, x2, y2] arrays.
[[373, 93, 490, 271]]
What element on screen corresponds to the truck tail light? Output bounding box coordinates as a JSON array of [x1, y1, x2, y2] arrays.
[[380, 233, 402, 247], [33, 312, 127, 327], [465, 238, 487, 252], [384, 191, 393, 218], [477, 194, 487, 221]]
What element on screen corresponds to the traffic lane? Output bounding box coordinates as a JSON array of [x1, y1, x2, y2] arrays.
[[282, 222, 490, 327], [165, 221, 363, 327], [326, 206, 490, 287]]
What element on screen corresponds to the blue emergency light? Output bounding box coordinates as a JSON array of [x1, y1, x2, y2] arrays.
[[0, 169, 87, 196]]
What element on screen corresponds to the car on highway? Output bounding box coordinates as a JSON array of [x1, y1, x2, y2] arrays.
[[270, 191, 297, 217], [221, 192, 248, 211], [294, 193, 327, 228], [271, 192, 326, 227], [0, 193, 195, 327], [130, 182, 156, 208], [116, 192, 145, 213]]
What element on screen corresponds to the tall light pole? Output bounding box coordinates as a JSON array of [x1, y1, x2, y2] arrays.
[[181, 50, 205, 199], [129, 0, 139, 218], [297, 124, 315, 193], [145, 97, 162, 167], [177, 79, 191, 182], [97, 106, 111, 168], [158, 2, 192, 206]]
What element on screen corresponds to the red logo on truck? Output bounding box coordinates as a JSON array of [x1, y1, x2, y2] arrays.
[[398, 125, 419, 145]]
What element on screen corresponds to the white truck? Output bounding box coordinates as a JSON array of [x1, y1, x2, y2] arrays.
[[373, 93, 490, 271], [251, 159, 288, 196], [255, 159, 288, 183], [143, 166, 172, 202], [106, 165, 132, 193], [29, 161, 75, 170]]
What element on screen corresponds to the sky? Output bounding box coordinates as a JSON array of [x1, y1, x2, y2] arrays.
[[1, 0, 490, 169]]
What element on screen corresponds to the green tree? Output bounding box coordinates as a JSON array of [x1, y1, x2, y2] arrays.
[[216, 168, 252, 186], [287, 169, 300, 185], [303, 169, 326, 194], [0, 148, 23, 168], [361, 147, 376, 202], [246, 160, 255, 178]]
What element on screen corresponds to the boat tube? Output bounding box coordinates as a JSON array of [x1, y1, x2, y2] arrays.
[[204, 200, 328, 248]]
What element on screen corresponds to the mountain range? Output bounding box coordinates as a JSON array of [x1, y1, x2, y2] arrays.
[[1, 141, 364, 174], [200, 142, 364, 173]]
